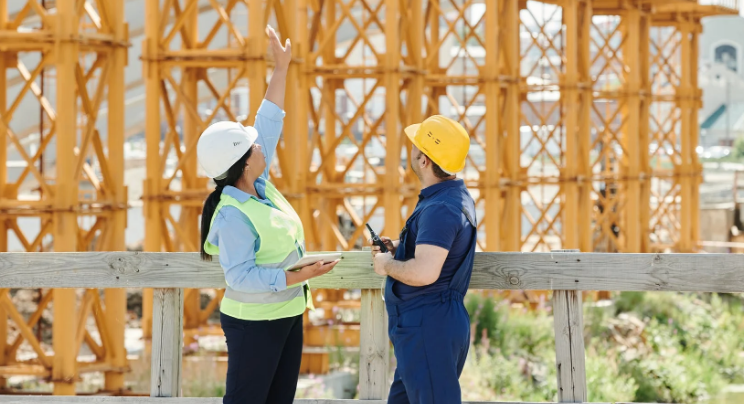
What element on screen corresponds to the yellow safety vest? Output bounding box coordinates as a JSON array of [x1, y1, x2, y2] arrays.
[[204, 181, 313, 320]]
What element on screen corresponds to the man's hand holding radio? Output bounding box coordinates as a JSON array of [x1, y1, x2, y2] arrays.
[[370, 237, 398, 257]]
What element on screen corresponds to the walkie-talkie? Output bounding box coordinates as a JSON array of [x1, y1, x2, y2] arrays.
[[366, 223, 388, 253]]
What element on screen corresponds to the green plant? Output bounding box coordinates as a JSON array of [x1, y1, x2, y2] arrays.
[[462, 292, 744, 403], [734, 137, 744, 159]]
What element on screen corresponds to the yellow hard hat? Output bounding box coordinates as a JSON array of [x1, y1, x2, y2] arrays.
[[404, 115, 470, 174]]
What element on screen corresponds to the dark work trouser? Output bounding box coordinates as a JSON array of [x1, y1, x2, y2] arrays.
[[386, 291, 471, 404], [220, 312, 304, 404]]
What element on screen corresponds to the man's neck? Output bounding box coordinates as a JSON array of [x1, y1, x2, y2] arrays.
[[420, 176, 456, 190]]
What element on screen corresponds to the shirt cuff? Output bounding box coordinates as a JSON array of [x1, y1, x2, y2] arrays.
[[269, 269, 288, 292], [257, 99, 286, 122]]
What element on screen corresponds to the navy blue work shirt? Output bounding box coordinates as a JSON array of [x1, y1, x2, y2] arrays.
[[391, 178, 477, 300]]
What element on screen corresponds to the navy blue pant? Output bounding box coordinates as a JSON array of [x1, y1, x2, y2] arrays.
[[221, 312, 303, 404], [387, 295, 470, 404]]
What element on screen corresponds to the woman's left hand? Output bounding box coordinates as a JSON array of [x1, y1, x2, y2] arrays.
[[266, 25, 291, 71]]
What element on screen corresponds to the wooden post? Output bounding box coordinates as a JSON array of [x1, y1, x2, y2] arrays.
[[359, 289, 389, 399], [551, 249, 587, 402], [150, 288, 184, 397]]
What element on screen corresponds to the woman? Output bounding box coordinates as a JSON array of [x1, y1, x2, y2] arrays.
[[197, 26, 338, 404]]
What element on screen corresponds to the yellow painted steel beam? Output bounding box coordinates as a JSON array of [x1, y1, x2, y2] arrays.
[[484, 0, 501, 252], [320, 0, 339, 251], [622, 9, 643, 253], [383, 0, 402, 239], [52, 0, 79, 394], [248, 0, 266, 127], [142, 0, 162, 340], [283, 0, 315, 249], [103, 0, 128, 392], [679, 21, 693, 253], [639, 12, 652, 253], [690, 23, 701, 247], [563, 0, 581, 250], [181, 0, 201, 340], [406, 0, 424, 229], [503, 0, 521, 251], [0, 0, 8, 391], [578, 0, 593, 253]]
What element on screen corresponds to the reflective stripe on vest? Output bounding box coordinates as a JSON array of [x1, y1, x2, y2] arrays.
[[203, 181, 313, 321]]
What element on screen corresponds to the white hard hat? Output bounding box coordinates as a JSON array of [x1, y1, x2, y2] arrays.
[[197, 121, 258, 180]]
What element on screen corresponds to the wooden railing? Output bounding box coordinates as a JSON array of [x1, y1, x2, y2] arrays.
[[2, 249, 743, 403]]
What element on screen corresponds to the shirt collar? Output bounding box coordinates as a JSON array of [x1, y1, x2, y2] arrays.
[[418, 178, 463, 200], [222, 185, 254, 204]]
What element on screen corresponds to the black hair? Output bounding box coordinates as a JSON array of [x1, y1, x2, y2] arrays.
[[200, 147, 253, 261], [431, 161, 452, 179]]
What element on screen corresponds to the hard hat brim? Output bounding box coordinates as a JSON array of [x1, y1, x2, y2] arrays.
[[404, 123, 421, 148]]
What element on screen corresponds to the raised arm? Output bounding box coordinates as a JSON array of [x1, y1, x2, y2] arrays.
[[264, 25, 291, 109], [253, 25, 292, 180]]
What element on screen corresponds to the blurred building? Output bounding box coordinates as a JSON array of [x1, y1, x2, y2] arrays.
[[699, 15, 744, 149]]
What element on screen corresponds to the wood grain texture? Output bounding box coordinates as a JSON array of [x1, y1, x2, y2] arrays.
[[552, 290, 587, 403], [150, 288, 183, 397], [0, 398, 600, 404], [359, 289, 389, 399], [0, 251, 743, 292]]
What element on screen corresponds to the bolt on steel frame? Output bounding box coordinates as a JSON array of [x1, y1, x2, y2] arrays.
[[0, 0, 128, 395]]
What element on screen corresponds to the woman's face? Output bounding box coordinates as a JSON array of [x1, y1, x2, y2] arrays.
[[244, 143, 266, 179]]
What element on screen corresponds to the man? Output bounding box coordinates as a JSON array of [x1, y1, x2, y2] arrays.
[[371, 115, 477, 404]]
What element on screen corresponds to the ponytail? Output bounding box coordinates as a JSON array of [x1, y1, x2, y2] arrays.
[[200, 184, 225, 261], [199, 146, 254, 261]]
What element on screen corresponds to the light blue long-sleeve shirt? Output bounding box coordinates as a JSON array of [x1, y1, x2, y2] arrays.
[[206, 100, 290, 293]]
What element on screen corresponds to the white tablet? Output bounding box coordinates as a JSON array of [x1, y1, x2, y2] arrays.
[[286, 253, 342, 271]]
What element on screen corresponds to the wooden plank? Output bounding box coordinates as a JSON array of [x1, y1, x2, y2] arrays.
[[359, 289, 389, 399], [552, 290, 587, 402], [551, 250, 587, 403], [0, 251, 743, 292], [150, 288, 183, 397]]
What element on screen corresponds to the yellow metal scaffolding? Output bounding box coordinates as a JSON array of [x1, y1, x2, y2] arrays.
[[0, 0, 738, 394], [0, 0, 128, 394]]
